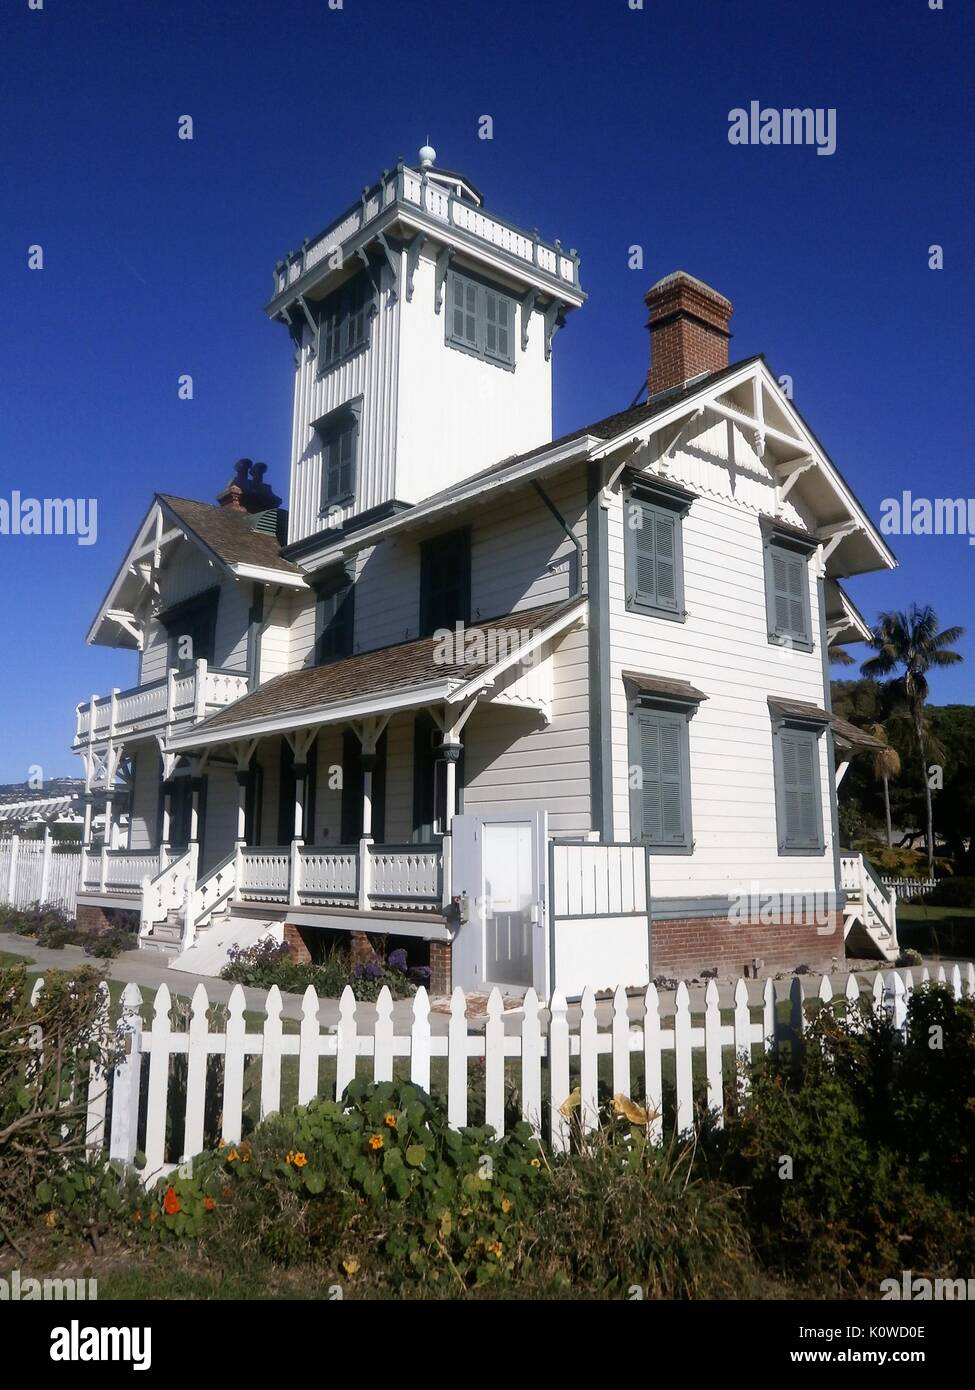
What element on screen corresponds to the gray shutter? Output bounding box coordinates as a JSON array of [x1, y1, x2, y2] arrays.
[[484, 289, 513, 362], [633, 502, 658, 606], [653, 511, 678, 611], [780, 730, 819, 847], [450, 273, 478, 347], [770, 545, 807, 640], [639, 711, 686, 846]]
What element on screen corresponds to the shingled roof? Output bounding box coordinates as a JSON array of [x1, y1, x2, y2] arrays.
[[183, 597, 585, 739], [159, 495, 301, 575]]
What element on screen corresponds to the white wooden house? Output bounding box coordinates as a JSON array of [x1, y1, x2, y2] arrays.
[[71, 146, 898, 995]]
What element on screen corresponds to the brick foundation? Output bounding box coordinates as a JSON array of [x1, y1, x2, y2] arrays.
[[76, 904, 139, 934], [651, 911, 842, 982], [429, 941, 451, 995], [282, 923, 312, 964]]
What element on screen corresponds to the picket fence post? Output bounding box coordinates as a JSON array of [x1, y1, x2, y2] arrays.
[[6, 833, 19, 905], [108, 983, 143, 1165]]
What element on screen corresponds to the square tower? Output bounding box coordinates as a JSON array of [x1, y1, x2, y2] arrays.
[[266, 146, 585, 555]]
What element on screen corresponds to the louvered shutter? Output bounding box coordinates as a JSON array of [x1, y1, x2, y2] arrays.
[[779, 729, 820, 848], [484, 289, 513, 363], [639, 711, 687, 847], [633, 502, 658, 607], [450, 274, 478, 348], [768, 543, 809, 642], [653, 511, 678, 611]]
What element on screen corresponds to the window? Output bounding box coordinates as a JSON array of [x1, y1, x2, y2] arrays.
[[314, 568, 355, 664], [446, 270, 515, 367], [419, 528, 471, 637], [763, 526, 814, 649], [316, 402, 361, 510], [624, 482, 692, 620], [161, 588, 218, 672], [317, 271, 372, 371], [772, 721, 825, 854], [628, 698, 694, 853]]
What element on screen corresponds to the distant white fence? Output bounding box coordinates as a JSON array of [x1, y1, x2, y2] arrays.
[[30, 963, 974, 1187], [0, 833, 82, 915], [881, 876, 938, 902]]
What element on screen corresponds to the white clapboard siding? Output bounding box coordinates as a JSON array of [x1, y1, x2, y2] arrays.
[[25, 964, 970, 1185], [606, 432, 837, 898]]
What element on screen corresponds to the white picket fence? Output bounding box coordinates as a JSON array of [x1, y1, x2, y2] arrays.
[[30, 962, 974, 1187], [0, 833, 83, 915], [881, 876, 938, 901]]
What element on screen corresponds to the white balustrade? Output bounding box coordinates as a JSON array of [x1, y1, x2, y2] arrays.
[[239, 849, 291, 902], [298, 846, 358, 904], [104, 851, 160, 891], [368, 846, 442, 909]]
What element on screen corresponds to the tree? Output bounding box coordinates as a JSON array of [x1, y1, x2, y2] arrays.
[[864, 723, 900, 848], [861, 606, 964, 876]]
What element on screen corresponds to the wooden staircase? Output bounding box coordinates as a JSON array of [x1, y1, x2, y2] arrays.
[[841, 851, 900, 962]]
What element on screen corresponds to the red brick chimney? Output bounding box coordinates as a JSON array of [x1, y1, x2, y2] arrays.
[[645, 271, 733, 397]]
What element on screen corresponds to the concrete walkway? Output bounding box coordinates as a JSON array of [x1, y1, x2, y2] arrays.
[[2, 930, 920, 1037]]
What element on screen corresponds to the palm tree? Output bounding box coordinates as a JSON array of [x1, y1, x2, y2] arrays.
[[862, 605, 964, 876], [864, 722, 900, 848]]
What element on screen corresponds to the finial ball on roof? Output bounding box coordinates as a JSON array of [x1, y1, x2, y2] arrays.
[[419, 143, 436, 168]]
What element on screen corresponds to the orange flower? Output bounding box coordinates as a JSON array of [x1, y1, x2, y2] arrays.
[[203, 1196, 216, 1212], [293, 1152, 308, 1169], [368, 1134, 384, 1151], [132, 1210, 142, 1224], [221, 1185, 232, 1199], [148, 1209, 158, 1224], [45, 1210, 57, 1228], [487, 1240, 503, 1258], [501, 1197, 512, 1214], [239, 1140, 252, 1163], [226, 1148, 240, 1163], [163, 1186, 181, 1216], [384, 1113, 398, 1129]]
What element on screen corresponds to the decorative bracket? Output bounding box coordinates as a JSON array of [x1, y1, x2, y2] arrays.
[[543, 302, 563, 361], [520, 289, 538, 352], [434, 246, 454, 314], [405, 232, 425, 302], [374, 231, 401, 302]]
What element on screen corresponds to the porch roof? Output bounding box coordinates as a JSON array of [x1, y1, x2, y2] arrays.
[[165, 597, 586, 749]]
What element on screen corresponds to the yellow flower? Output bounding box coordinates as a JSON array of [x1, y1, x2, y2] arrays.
[[293, 1152, 308, 1169], [368, 1134, 384, 1151], [218, 1139, 226, 1150], [286, 1150, 296, 1165], [500, 1197, 512, 1214], [342, 1257, 360, 1276], [384, 1113, 398, 1129], [487, 1240, 503, 1258], [45, 1210, 57, 1228], [530, 1158, 541, 1169]]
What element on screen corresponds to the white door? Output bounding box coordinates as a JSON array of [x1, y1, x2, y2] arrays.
[[450, 811, 548, 994]]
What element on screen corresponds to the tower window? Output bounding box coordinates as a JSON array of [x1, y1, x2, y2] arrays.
[[317, 271, 373, 372], [446, 270, 516, 368], [315, 400, 361, 510]]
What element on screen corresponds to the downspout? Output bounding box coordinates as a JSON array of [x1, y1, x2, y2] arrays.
[[531, 480, 582, 596]]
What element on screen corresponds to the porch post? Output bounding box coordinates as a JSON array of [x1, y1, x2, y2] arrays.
[[159, 780, 173, 868], [189, 769, 203, 845], [441, 741, 463, 829], [292, 762, 308, 842], [235, 770, 250, 846], [360, 750, 377, 840]]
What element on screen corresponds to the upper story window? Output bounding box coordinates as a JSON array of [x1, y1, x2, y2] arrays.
[[420, 528, 471, 637], [315, 400, 362, 512], [314, 567, 355, 665], [160, 588, 219, 672], [762, 521, 816, 651], [623, 479, 694, 621], [446, 270, 515, 368], [317, 271, 373, 372]]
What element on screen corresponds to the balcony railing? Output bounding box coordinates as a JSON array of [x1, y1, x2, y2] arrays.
[[272, 164, 581, 301], [74, 660, 249, 750]]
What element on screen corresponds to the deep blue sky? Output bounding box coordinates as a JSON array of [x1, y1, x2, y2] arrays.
[[1, 0, 972, 781]]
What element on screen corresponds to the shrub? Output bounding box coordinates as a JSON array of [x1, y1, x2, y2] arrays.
[[1, 964, 120, 1246], [82, 925, 134, 959], [708, 987, 975, 1289], [922, 877, 975, 909], [221, 940, 419, 999]]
